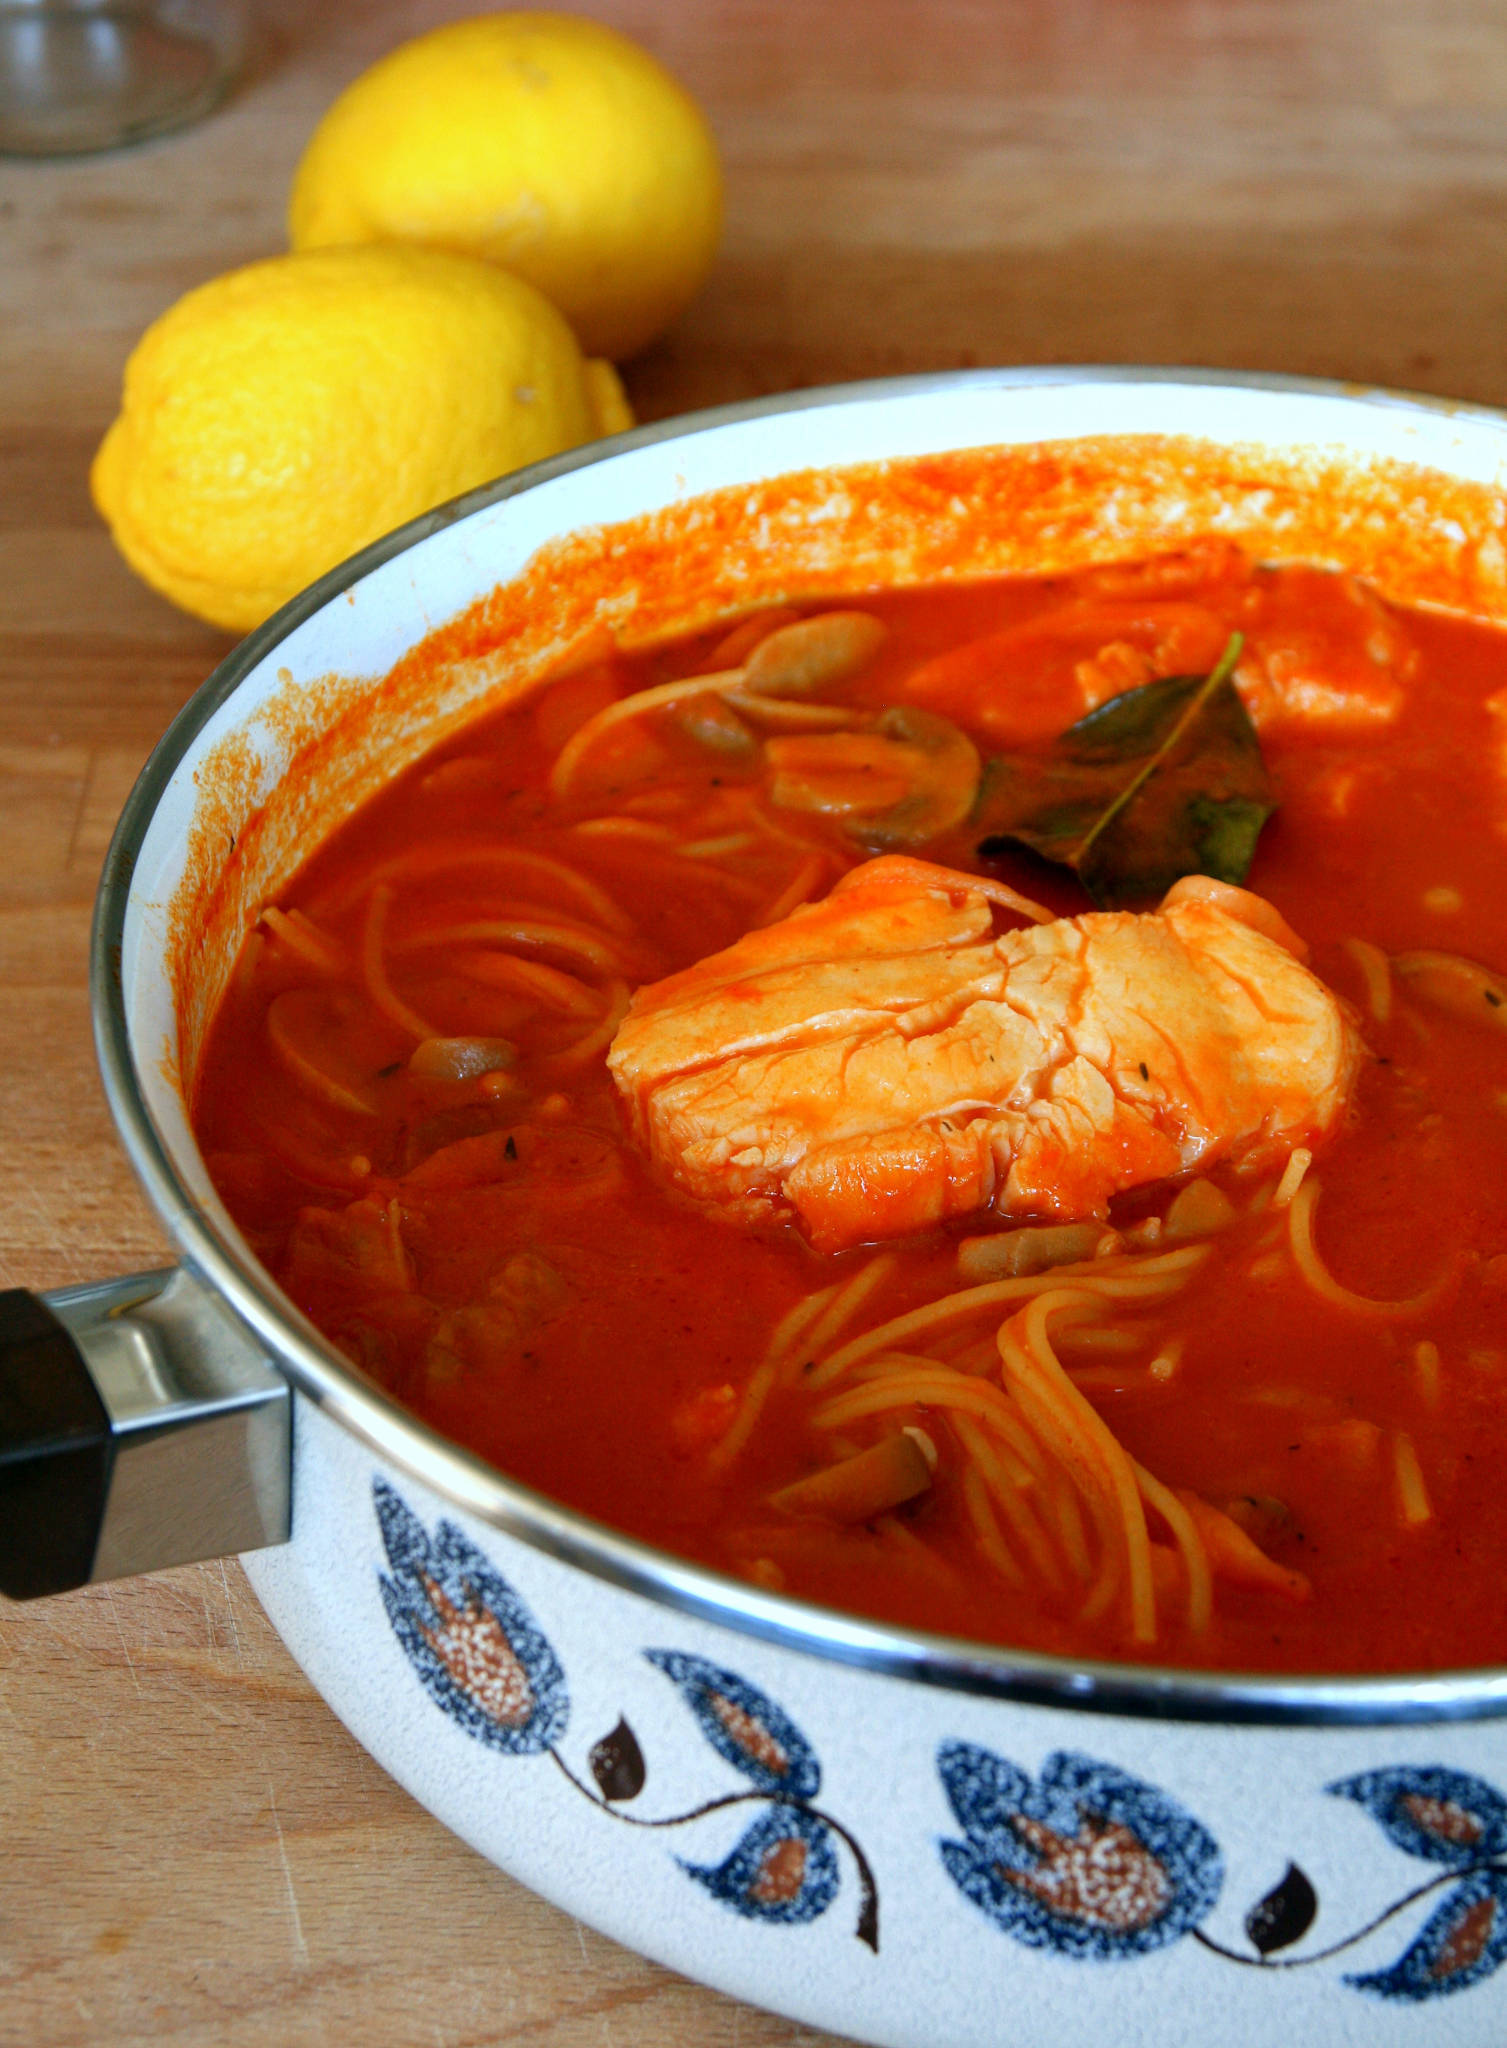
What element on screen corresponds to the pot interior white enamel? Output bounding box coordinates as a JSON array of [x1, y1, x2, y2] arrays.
[[95, 367, 1507, 1730]]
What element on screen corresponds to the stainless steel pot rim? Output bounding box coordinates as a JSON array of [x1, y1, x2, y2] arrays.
[[92, 363, 1507, 1729]]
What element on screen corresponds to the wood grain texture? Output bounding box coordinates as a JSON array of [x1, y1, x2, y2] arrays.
[[7, 0, 1507, 2038]]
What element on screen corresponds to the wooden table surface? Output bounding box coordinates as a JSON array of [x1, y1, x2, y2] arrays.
[[8, 1, 1507, 2040]]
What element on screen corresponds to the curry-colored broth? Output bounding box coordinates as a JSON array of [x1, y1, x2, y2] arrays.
[[194, 553, 1507, 1674]]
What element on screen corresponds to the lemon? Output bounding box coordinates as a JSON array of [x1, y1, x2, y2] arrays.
[[287, 12, 722, 360], [91, 244, 632, 632]]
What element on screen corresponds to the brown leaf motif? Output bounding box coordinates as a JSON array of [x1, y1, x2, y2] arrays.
[[1243, 1861, 1318, 1956], [588, 1716, 647, 1803]]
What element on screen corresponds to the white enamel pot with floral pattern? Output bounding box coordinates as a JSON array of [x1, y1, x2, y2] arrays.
[[23, 370, 1507, 2048]]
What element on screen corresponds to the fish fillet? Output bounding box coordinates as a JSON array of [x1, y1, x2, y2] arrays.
[[608, 856, 1360, 1253]]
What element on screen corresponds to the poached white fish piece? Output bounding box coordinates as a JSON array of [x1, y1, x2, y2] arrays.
[[608, 855, 1360, 1253]]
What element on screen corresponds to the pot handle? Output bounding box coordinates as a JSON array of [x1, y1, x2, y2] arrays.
[[0, 1266, 290, 1599]]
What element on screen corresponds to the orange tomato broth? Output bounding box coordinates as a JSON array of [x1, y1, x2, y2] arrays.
[[193, 546, 1507, 1675]]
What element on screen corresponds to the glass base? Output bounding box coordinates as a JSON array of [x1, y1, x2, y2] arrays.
[[0, 5, 240, 156]]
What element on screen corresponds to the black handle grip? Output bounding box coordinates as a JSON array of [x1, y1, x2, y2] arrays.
[[0, 1290, 112, 1598]]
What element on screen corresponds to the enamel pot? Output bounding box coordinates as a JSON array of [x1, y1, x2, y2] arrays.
[[8, 370, 1507, 2048]]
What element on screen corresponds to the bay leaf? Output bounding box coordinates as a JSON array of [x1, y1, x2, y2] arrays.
[[972, 634, 1275, 908]]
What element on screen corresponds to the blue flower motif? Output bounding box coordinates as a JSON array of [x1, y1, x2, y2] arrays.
[[1329, 1767, 1507, 1868], [938, 1744, 1223, 1959], [1347, 1869, 1507, 2003], [646, 1650, 821, 1798], [681, 1804, 840, 1926], [375, 1479, 568, 1756]]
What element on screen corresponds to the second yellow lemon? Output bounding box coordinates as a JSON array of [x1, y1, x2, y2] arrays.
[[91, 245, 632, 632], [288, 12, 723, 361]]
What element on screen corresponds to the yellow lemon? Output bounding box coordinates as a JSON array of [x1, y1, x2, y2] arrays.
[[91, 244, 632, 632], [287, 11, 722, 360]]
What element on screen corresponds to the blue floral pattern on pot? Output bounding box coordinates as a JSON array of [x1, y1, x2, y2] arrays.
[[684, 1799, 842, 1926], [374, 1480, 878, 1946], [935, 1738, 1507, 2004], [1329, 1768, 1507, 2001], [377, 1479, 568, 1755], [938, 1743, 1222, 1958], [375, 1478, 1507, 2003], [647, 1649, 822, 1798]]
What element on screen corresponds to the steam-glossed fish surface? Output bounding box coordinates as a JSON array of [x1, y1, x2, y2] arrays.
[[608, 856, 1360, 1253]]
